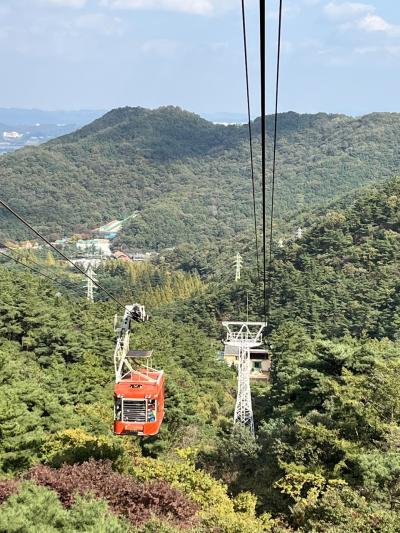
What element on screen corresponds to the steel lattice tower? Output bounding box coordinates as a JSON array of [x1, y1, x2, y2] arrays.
[[222, 321, 266, 436], [235, 252, 243, 282], [86, 265, 97, 302]]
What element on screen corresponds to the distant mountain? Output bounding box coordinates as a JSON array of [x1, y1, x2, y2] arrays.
[[0, 108, 105, 126], [0, 123, 87, 155], [0, 108, 107, 155], [0, 106, 400, 248]]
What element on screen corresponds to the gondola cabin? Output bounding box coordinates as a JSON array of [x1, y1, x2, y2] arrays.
[[113, 350, 164, 436]]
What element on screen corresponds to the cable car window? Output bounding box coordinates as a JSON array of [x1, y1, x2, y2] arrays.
[[114, 397, 122, 421], [122, 399, 146, 422], [147, 400, 156, 422]]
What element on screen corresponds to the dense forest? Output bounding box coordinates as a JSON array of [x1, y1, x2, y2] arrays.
[[1, 167, 400, 531], [162, 176, 400, 340], [1, 106, 400, 250]]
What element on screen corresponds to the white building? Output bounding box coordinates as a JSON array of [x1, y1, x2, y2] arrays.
[[75, 239, 111, 257], [222, 345, 271, 381], [3, 131, 23, 139]]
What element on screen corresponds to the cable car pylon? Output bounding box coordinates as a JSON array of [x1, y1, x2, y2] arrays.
[[222, 321, 267, 436]]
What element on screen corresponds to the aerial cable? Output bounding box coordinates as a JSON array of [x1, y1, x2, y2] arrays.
[[0, 241, 84, 294], [241, 0, 260, 283], [259, 0, 267, 321], [0, 248, 83, 297], [266, 0, 283, 323], [0, 199, 127, 311]]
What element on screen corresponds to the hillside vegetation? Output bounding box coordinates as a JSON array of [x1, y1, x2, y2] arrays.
[[1, 170, 400, 530], [1, 106, 400, 531], [1, 107, 400, 248], [160, 176, 399, 340]]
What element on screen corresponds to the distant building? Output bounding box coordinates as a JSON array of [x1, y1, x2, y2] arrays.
[[222, 345, 271, 381], [76, 239, 111, 256], [113, 251, 132, 262], [52, 238, 68, 246], [3, 131, 23, 139], [15, 240, 40, 250], [92, 214, 137, 239], [130, 252, 152, 262], [71, 258, 102, 270]]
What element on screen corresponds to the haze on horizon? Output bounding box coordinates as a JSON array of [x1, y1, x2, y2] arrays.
[[1, 0, 399, 116]]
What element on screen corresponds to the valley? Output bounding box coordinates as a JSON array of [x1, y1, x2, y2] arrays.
[[0, 107, 399, 532]]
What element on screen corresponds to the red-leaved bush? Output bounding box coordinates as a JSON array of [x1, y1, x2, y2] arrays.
[[25, 460, 198, 527], [0, 480, 19, 504]]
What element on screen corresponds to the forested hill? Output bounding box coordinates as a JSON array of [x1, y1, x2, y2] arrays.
[[1, 175, 400, 531], [165, 175, 400, 341], [1, 106, 400, 246]]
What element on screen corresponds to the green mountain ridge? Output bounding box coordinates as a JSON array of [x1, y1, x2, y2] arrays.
[[1, 106, 400, 247]]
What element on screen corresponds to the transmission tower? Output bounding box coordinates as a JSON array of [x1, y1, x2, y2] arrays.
[[85, 265, 97, 302], [222, 321, 266, 436], [295, 227, 303, 240], [235, 252, 243, 282]]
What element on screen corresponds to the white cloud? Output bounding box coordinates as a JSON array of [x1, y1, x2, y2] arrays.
[[324, 2, 399, 36], [268, 2, 301, 20], [74, 13, 124, 35], [324, 2, 373, 19], [353, 45, 379, 55], [358, 14, 392, 33], [354, 44, 400, 56], [42, 0, 87, 7], [101, 0, 236, 15], [141, 39, 180, 57], [317, 40, 400, 66]]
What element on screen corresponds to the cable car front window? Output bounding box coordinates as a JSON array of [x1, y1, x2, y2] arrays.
[[122, 399, 146, 422]]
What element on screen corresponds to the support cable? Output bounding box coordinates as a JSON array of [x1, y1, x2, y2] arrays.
[[0, 199, 127, 311], [241, 0, 260, 282], [266, 0, 283, 322], [259, 0, 267, 321], [0, 241, 83, 293], [0, 248, 83, 297]]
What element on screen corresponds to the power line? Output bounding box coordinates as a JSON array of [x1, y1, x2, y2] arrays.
[[266, 0, 283, 322], [0, 199, 127, 311], [0, 248, 83, 297], [241, 0, 260, 282], [0, 241, 83, 293], [259, 0, 267, 321]]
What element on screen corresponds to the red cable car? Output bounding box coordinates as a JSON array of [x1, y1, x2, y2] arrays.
[[113, 305, 164, 437], [114, 351, 164, 436]]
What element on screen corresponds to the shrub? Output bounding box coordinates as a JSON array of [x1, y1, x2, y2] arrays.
[[41, 428, 125, 467], [25, 460, 198, 528], [0, 479, 19, 504], [0, 482, 131, 533], [130, 455, 276, 532]]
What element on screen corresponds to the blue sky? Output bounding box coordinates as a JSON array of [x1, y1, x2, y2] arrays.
[[0, 0, 399, 115]]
